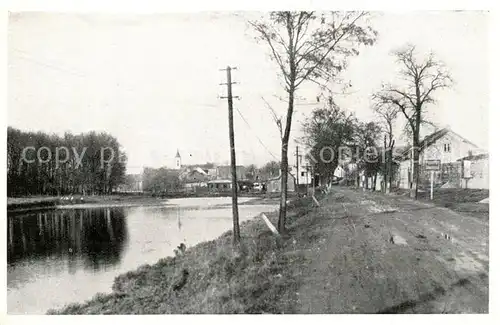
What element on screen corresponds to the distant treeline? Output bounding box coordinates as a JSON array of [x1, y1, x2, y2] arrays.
[[7, 127, 127, 197], [142, 167, 183, 193]]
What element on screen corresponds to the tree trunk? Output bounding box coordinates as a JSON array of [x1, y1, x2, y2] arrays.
[[383, 162, 387, 193], [278, 87, 295, 234], [410, 135, 420, 199], [383, 137, 387, 194], [387, 146, 393, 193], [413, 149, 420, 199]]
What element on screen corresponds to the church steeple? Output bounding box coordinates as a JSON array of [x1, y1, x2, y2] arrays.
[[174, 149, 182, 169]]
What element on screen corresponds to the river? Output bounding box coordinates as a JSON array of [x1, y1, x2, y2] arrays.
[[7, 197, 278, 314]]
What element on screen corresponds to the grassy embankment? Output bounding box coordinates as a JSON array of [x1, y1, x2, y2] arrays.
[[48, 195, 321, 314]]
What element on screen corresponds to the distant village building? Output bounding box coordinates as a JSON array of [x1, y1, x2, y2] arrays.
[[266, 172, 296, 193], [207, 179, 233, 192], [290, 154, 312, 186], [180, 167, 210, 190], [216, 165, 245, 180]]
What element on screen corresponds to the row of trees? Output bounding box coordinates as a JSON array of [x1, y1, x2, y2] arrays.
[[243, 161, 282, 182], [141, 167, 182, 193], [250, 11, 378, 233], [7, 127, 127, 197], [249, 11, 451, 235], [301, 101, 386, 188], [301, 45, 452, 197]]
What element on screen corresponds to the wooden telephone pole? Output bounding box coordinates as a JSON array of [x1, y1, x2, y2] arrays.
[[220, 66, 240, 243], [295, 146, 300, 193]]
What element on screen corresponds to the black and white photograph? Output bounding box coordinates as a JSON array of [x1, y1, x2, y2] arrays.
[[2, 1, 495, 319]]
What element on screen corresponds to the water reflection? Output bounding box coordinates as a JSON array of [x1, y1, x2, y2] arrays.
[[7, 199, 278, 314], [7, 208, 128, 272]]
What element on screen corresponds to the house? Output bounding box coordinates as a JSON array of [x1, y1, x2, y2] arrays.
[[216, 165, 245, 180], [395, 127, 485, 189], [266, 172, 296, 193], [180, 167, 209, 183], [290, 154, 312, 186], [206, 168, 218, 179], [333, 165, 347, 178], [207, 179, 234, 192]]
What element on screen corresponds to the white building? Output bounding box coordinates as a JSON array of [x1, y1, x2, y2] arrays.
[[396, 127, 486, 189], [290, 154, 312, 186]]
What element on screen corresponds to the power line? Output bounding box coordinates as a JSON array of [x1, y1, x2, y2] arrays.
[[11, 49, 87, 78], [234, 105, 280, 161]]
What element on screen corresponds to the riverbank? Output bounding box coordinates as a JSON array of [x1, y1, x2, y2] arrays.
[[7, 193, 282, 213], [48, 186, 488, 314], [48, 195, 317, 314], [7, 195, 152, 213]]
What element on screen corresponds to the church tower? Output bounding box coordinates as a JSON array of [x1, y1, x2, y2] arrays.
[[174, 149, 182, 170]]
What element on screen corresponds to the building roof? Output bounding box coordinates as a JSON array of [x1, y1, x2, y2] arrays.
[[207, 179, 232, 184], [266, 172, 296, 182], [397, 127, 479, 160], [456, 153, 489, 161], [216, 165, 244, 170], [175, 149, 181, 158]]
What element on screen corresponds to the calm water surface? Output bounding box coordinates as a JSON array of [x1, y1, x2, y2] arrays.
[[7, 197, 277, 314]]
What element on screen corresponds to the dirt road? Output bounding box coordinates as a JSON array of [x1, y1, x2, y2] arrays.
[[296, 187, 488, 313]]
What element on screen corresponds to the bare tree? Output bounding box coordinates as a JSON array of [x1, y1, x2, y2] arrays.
[[372, 101, 398, 193], [374, 44, 452, 199], [261, 96, 283, 138], [250, 11, 377, 233]]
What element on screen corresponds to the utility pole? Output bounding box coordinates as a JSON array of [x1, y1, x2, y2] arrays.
[[305, 163, 310, 196], [219, 66, 240, 243], [312, 164, 315, 195], [295, 146, 300, 194], [383, 135, 387, 194]]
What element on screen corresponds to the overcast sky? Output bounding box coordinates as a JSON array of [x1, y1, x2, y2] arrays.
[[8, 11, 489, 173]]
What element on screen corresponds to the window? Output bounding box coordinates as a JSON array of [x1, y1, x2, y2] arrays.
[[301, 172, 305, 176], [443, 143, 451, 153]]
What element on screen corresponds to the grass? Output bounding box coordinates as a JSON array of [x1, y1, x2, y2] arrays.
[[48, 196, 320, 314]]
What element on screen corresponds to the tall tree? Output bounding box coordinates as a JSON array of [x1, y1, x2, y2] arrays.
[[258, 161, 281, 180], [354, 121, 383, 190], [250, 11, 377, 233], [244, 164, 258, 181], [373, 44, 452, 199], [301, 99, 357, 185], [372, 101, 398, 193]]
